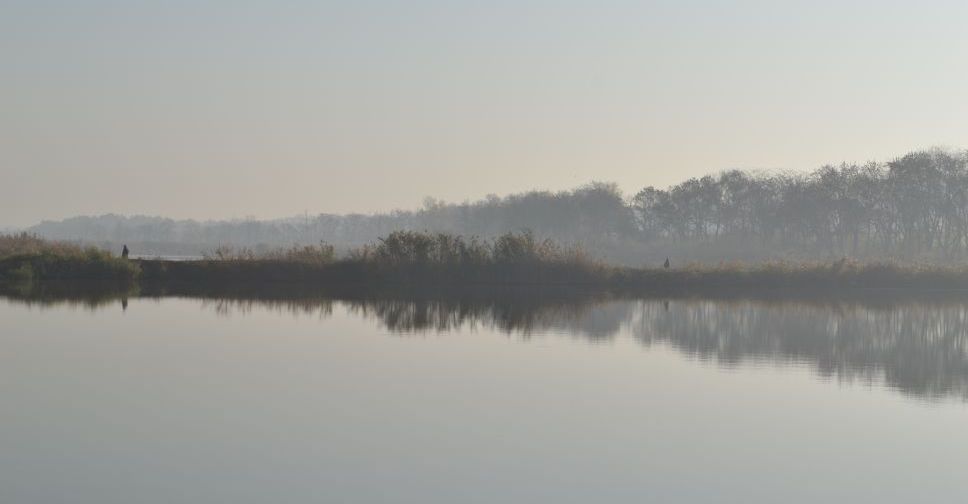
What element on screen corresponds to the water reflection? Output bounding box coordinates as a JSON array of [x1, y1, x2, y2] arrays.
[[633, 299, 968, 400], [4, 284, 968, 400], [347, 296, 968, 401]]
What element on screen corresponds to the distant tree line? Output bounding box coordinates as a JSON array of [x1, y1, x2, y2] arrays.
[[633, 149, 968, 260], [25, 182, 635, 259], [25, 148, 968, 263]]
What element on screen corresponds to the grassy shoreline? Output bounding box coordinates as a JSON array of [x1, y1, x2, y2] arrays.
[[7, 231, 968, 293], [8, 255, 968, 293]]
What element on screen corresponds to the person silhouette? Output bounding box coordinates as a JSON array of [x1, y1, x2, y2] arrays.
[[663, 257, 670, 269], [121, 245, 129, 259]]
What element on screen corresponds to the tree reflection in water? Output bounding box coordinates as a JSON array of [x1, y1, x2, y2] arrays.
[[4, 284, 968, 400]]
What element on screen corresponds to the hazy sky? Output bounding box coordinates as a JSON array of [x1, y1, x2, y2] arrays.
[[3, 1, 968, 227]]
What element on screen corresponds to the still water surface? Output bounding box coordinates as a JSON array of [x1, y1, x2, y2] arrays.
[[1, 294, 967, 502]]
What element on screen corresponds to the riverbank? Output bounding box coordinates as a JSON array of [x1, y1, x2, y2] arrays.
[[7, 253, 968, 294], [7, 231, 968, 293]]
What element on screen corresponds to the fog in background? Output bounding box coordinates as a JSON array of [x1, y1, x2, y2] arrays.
[[4, 1, 968, 229], [21, 148, 968, 265]]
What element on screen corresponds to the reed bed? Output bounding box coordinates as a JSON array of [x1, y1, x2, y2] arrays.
[[7, 231, 968, 292]]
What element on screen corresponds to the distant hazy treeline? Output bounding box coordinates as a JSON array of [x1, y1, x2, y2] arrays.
[[25, 148, 968, 264]]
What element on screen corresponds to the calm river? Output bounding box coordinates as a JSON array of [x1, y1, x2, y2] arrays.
[[1, 292, 966, 502]]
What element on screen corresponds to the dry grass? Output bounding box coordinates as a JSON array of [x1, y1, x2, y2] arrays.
[[0, 233, 139, 283], [0, 232, 87, 258], [10, 231, 968, 291], [203, 242, 336, 264]]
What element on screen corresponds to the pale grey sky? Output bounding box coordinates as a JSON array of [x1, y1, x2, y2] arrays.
[[3, 0, 967, 227]]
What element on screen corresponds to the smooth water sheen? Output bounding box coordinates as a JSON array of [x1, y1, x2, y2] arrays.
[[1, 295, 967, 503]]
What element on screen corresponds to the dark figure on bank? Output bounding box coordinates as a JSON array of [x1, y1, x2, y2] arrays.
[[121, 245, 129, 259], [663, 257, 670, 269]]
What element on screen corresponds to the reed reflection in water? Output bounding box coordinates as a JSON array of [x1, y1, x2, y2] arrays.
[[335, 296, 968, 400], [5, 286, 968, 401]]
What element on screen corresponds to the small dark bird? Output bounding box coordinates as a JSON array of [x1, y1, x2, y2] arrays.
[[663, 257, 670, 269], [121, 245, 129, 259]]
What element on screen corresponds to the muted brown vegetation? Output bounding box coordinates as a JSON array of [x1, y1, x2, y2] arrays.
[[138, 231, 968, 291], [201, 231, 590, 267], [140, 231, 605, 286], [0, 233, 139, 283], [611, 259, 968, 292], [204, 242, 336, 263], [9, 231, 968, 291], [367, 231, 593, 268], [0, 232, 84, 257]]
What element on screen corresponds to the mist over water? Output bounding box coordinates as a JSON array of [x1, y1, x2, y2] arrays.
[[3, 291, 967, 503], [7, 2, 968, 501]]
